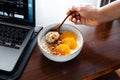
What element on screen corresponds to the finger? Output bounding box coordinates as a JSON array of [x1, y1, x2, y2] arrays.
[[66, 9, 72, 15], [75, 20, 81, 24], [71, 5, 80, 11], [72, 18, 77, 23], [70, 9, 81, 20], [81, 17, 86, 24], [69, 15, 73, 21], [76, 12, 80, 16], [71, 6, 77, 11], [76, 15, 80, 20]]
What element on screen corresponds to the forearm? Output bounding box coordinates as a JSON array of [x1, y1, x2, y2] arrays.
[[98, 0, 120, 23]]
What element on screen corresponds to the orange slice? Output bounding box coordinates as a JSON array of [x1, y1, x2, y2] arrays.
[[55, 44, 71, 55], [62, 37, 77, 50], [60, 31, 77, 40]]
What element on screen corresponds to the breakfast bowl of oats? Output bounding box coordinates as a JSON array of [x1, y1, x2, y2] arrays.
[[37, 23, 83, 62]]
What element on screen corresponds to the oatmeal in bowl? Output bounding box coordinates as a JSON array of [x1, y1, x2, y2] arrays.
[[37, 23, 83, 62]]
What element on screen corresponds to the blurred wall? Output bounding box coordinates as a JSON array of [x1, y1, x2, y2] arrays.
[[35, 0, 101, 27]]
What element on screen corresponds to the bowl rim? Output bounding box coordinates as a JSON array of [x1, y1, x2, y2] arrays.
[[37, 23, 84, 57]]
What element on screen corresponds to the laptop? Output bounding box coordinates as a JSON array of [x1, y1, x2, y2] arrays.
[[0, 0, 35, 72]]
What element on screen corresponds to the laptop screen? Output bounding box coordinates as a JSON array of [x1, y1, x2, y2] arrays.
[[0, 0, 35, 26]]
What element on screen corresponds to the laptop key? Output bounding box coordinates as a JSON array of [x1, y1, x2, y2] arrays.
[[0, 24, 29, 49]]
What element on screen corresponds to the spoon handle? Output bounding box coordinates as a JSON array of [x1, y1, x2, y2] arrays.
[[55, 12, 72, 31]]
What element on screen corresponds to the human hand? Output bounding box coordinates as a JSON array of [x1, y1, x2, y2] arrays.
[[67, 4, 100, 26]]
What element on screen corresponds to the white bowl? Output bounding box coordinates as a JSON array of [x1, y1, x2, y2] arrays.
[[37, 23, 83, 62]]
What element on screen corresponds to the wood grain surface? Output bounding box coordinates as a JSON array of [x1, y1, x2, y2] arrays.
[[19, 20, 120, 80]]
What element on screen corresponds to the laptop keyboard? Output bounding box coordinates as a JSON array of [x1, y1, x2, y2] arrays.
[[0, 24, 29, 49]]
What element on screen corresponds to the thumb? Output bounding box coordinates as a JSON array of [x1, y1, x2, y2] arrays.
[[71, 5, 86, 16], [71, 5, 81, 12]]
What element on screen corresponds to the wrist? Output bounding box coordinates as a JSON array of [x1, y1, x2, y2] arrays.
[[96, 8, 104, 24]]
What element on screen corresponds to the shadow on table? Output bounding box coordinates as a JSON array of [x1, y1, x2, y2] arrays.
[[94, 71, 120, 80], [95, 21, 112, 40]]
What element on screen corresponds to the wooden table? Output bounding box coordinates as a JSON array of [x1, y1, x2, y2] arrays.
[[19, 20, 120, 80]]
